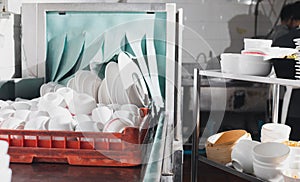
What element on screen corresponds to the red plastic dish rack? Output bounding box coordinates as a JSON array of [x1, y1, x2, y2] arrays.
[[0, 127, 148, 167]]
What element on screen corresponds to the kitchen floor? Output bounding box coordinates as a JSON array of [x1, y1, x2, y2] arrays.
[[183, 154, 248, 182]]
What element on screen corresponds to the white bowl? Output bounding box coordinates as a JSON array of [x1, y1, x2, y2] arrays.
[[289, 161, 300, 169], [282, 169, 300, 182], [38, 92, 65, 111], [75, 120, 99, 132], [238, 60, 271, 76], [68, 93, 97, 115], [253, 157, 287, 168], [239, 54, 264, 63], [253, 159, 283, 181], [290, 146, 300, 156], [56, 87, 75, 107], [253, 142, 290, 164], [24, 116, 50, 130], [220, 53, 271, 76], [0, 154, 10, 169], [48, 116, 74, 131], [220, 53, 240, 74], [103, 117, 134, 133], [231, 140, 260, 174], [0, 168, 12, 182], [91, 106, 113, 125], [0, 140, 9, 155], [11, 101, 31, 110]]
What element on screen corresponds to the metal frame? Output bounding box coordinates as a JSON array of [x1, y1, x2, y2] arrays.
[[22, 3, 183, 181], [192, 69, 295, 181], [191, 68, 201, 182], [21, 2, 177, 116], [22, 3, 167, 78]]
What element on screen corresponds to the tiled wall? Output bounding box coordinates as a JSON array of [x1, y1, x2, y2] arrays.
[[175, 0, 285, 66], [0, 0, 295, 79]]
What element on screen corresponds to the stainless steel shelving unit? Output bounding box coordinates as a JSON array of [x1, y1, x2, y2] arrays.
[[191, 69, 300, 182]]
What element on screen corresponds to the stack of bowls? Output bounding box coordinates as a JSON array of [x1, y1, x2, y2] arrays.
[[205, 130, 251, 165], [260, 123, 291, 143], [252, 142, 290, 181]]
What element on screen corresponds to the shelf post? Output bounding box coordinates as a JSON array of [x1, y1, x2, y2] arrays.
[[191, 68, 201, 182], [272, 84, 280, 123]]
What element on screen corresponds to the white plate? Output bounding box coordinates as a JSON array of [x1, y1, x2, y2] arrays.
[[74, 71, 84, 92], [118, 52, 148, 106], [145, 36, 160, 106], [75, 70, 90, 93], [93, 78, 102, 103], [98, 78, 111, 105], [105, 62, 129, 105], [93, 77, 102, 103], [126, 33, 162, 107], [83, 72, 102, 102], [67, 77, 75, 90], [82, 74, 96, 97]]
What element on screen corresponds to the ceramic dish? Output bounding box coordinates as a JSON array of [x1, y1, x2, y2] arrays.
[[105, 62, 129, 105], [98, 78, 111, 105]]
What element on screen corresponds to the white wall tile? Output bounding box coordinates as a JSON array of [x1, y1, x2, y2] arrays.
[[0, 0, 289, 79], [0, 15, 15, 79]]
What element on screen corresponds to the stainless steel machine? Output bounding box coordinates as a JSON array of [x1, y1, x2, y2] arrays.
[[0, 2, 184, 181]]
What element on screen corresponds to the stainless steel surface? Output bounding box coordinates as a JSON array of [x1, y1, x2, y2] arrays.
[[13, 14, 21, 78], [21, 3, 183, 181], [21, 2, 168, 78], [281, 86, 292, 124], [182, 77, 269, 112], [162, 113, 174, 176], [191, 68, 200, 182]]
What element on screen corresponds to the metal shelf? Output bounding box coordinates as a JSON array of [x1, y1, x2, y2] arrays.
[[198, 156, 264, 182], [190, 69, 290, 182], [200, 70, 300, 88]]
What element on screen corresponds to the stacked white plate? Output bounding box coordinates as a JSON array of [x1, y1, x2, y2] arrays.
[[294, 38, 300, 79], [260, 123, 291, 143], [68, 70, 102, 103], [0, 140, 12, 182]]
